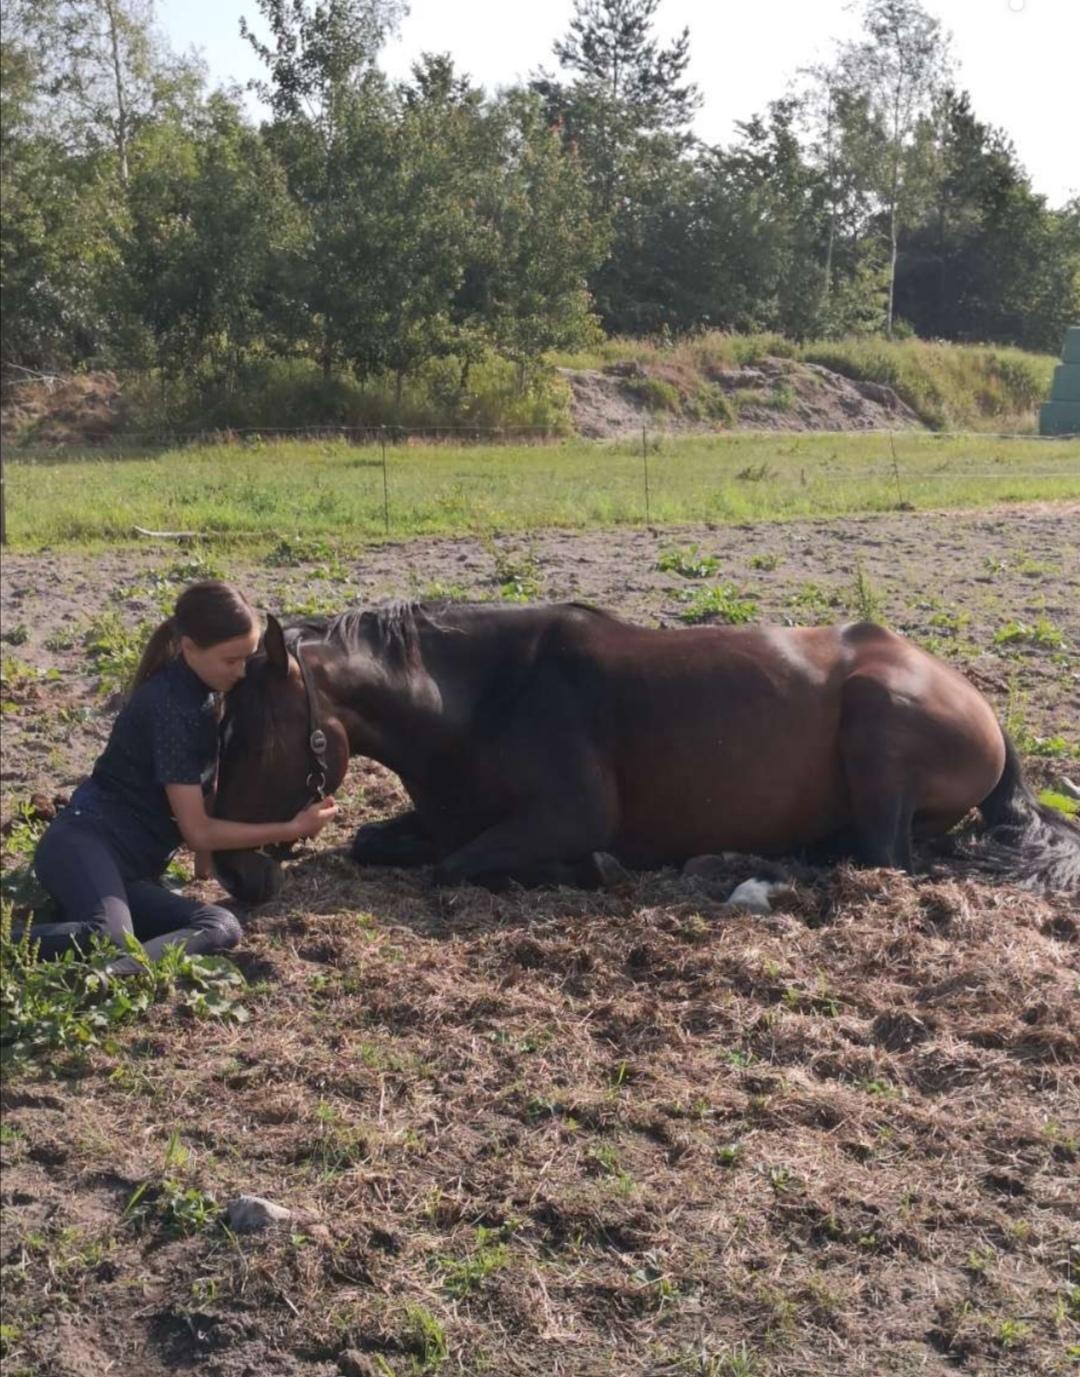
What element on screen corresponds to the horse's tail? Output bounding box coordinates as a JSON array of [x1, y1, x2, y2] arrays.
[[967, 729, 1080, 893]]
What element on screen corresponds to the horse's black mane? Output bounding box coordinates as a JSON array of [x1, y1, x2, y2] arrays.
[[282, 600, 447, 659], [281, 599, 619, 658]]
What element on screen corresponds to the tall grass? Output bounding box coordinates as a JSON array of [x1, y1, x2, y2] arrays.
[[7, 431, 1079, 549]]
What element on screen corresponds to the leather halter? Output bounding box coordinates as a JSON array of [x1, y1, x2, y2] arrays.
[[291, 641, 329, 804]]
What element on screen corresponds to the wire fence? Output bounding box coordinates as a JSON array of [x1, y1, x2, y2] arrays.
[[2, 423, 1079, 545]]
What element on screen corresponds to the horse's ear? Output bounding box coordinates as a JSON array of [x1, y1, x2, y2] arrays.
[[263, 614, 289, 677]]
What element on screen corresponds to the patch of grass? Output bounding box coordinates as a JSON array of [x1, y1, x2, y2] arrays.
[[800, 336, 1052, 430], [0, 917, 248, 1069], [0, 804, 51, 910], [786, 581, 845, 625], [263, 534, 337, 567], [686, 383, 737, 424], [303, 1100, 371, 1179], [81, 611, 154, 696], [1, 656, 61, 702], [400, 1302, 449, 1371], [1038, 790, 1078, 817], [1005, 686, 1080, 761], [276, 589, 347, 619], [0, 624, 29, 646], [992, 615, 1068, 650], [412, 580, 471, 602], [749, 552, 780, 571], [486, 541, 542, 602], [678, 584, 757, 625], [125, 1131, 222, 1237], [657, 544, 722, 579], [435, 1225, 512, 1299], [623, 376, 683, 414]]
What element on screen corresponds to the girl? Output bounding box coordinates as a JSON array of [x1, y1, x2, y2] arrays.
[[27, 581, 337, 975]]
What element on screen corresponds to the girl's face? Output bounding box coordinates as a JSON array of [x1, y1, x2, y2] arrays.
[[182, 627, 262, 692]]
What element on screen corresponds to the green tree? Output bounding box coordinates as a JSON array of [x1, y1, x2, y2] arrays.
[[474, 91, 605, 386], [535, 0, 701, 334], [6, 0, 202, 181], [119, 95, 304, 381], [0, 29, 120, 368], [832, 0, 953, 336], [243, 0, 406, 376]]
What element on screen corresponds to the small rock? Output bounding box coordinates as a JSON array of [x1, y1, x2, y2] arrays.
[[338, 1351, 379, 1377], [1058, 776, 1080, 802], [225, 1195, 292, 1233]]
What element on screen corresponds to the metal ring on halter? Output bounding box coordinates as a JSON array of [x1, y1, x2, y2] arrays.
[[306, 769, 327, 801]]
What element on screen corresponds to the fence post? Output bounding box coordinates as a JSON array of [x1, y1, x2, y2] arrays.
[[380, 426, 390, 535], [888, 431, 906, 508], [642, 424, 651, 527]]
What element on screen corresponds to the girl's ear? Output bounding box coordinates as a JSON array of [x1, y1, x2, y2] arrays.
[[263, 614, 289, 677]]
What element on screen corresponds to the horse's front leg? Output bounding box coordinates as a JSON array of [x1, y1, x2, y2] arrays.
[[432, 813, 616, 891], [350, 810, 441, 868]]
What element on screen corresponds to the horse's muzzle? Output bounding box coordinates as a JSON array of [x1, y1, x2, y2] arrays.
[[212, 849, 283, 904]]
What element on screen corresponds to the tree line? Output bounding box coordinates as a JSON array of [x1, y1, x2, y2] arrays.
[[3, 0, 1078, 400]]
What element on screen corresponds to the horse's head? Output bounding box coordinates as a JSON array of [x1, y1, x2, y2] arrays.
[[213, 615, 349, 903]]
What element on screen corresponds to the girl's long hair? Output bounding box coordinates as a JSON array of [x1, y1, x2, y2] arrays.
[[129, 582, 257, 693]]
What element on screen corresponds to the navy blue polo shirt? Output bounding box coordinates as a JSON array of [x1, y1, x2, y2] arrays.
[[66, 656, 221, 877]]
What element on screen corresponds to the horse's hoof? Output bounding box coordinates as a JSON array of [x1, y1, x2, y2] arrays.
[[592, 851, 632, 889]]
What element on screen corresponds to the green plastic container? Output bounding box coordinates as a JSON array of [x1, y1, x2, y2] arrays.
[[1039, 326, 1080, 434], [1050, 362, 1080, 402], [1039, 400, 1080, 435]]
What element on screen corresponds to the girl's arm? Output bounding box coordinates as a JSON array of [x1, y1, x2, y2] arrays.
[[166, 784, 337, 854]]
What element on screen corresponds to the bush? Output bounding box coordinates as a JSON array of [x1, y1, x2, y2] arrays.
[[622, 376, 682, 414], [121, 352, 575, 438]]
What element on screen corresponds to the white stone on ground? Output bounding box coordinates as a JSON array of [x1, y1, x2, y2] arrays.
[[724, 878, 783, 914], [226, 1195, 293, 1233]]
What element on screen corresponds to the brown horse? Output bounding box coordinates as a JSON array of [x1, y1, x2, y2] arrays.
[[211, 602, 1079, 902]]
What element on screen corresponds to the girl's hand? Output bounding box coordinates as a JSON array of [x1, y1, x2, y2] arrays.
[[291, 797, 338, 840]]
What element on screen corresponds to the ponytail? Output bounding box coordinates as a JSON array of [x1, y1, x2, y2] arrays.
[[129, 617, 180, 694]]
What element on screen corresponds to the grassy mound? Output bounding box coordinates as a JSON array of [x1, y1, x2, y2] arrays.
[[553, 334, 1055, 432]]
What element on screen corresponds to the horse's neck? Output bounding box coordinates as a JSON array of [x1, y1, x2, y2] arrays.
[[313, 634, 445, 772]]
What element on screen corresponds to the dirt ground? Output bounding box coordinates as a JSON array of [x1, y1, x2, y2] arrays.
[[558, 358, 922, 438], [1, 505, 1079, 1377]]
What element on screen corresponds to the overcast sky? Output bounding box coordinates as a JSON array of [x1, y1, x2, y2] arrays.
[[157, 0, 1079, 207]]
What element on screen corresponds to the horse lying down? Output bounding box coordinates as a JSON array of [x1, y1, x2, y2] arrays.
[[211, 600, 1079, 903]]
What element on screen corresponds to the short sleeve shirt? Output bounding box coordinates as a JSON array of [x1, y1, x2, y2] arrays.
[[67, 656, 221, 877]]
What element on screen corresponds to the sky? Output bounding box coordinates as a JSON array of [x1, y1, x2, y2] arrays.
[[156, 0, 1079, 208]]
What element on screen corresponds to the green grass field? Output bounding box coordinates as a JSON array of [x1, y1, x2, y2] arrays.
[[6, 431, 1080, 550]]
